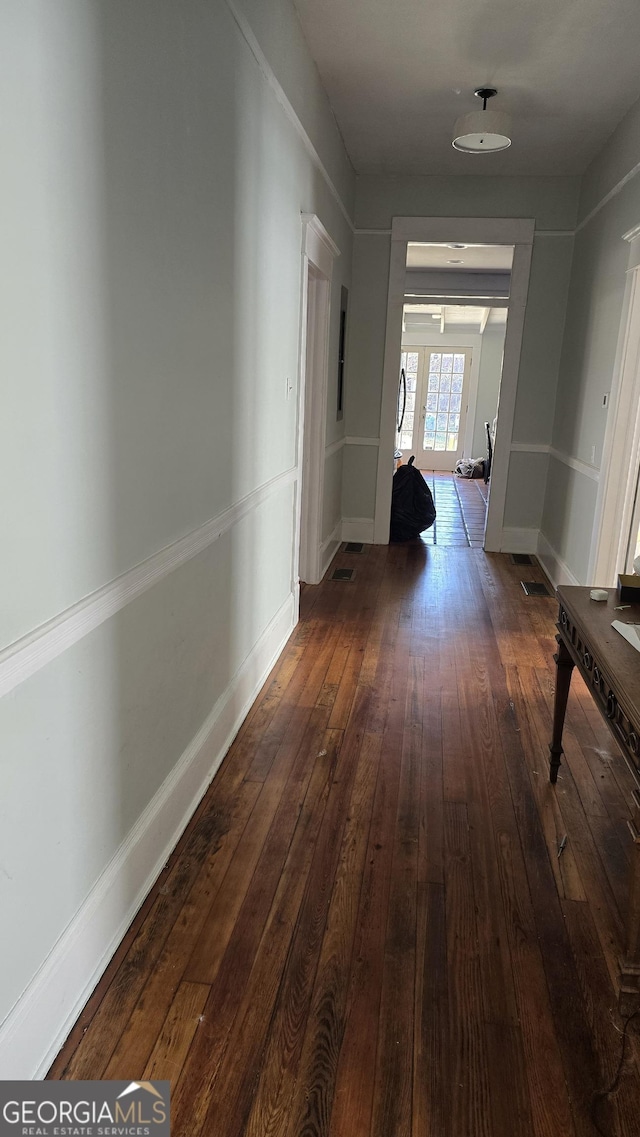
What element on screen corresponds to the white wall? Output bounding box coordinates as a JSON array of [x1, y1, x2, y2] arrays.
[[341, 234, 388, 526], [0, 0, 353, 1076], [344, 175, 578, 536], [540, 94, 640, 584], [472, 327, 505, 457]]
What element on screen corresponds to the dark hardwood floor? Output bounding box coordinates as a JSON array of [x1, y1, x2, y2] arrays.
[[49, 544, 640, 1136]]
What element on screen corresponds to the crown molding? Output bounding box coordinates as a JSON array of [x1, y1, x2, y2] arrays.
[[225, 0, 355, 232]]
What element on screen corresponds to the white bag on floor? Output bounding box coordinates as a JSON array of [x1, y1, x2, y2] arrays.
[[455, 457, 485, 479]]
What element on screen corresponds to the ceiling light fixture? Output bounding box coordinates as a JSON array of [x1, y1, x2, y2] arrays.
[[452, 88, 511, 154]]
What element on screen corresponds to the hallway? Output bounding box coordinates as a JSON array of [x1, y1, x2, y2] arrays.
[[421, 470, 488, 547], [49, 545, 640, 1136]]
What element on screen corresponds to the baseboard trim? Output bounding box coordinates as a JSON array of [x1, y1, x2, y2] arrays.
[[500, 527, 540, 555], [320, 522, 342, 577], [537, 532, 580, 589], [0, 467, 297, 700], [0, 592, 296, 1079], [342, 517, 375, 544]]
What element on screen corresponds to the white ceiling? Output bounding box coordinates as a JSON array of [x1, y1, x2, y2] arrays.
[[292, 0, 640, 175]]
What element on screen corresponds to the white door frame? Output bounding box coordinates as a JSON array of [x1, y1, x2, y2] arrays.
[[294, 214, 340, 588], [589, 226, 640, 585], [375, 216, 534, 547]]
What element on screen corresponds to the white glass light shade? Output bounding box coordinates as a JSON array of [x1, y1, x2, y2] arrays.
[[452, 109, 511, 152]]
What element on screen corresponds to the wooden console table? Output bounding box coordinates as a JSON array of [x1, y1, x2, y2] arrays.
[[550, 585, 640, 1011]]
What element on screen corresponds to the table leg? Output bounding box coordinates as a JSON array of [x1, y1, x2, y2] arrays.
[[549, 634, 574, 784]]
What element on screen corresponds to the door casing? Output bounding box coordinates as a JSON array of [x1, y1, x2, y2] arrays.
[[590, 226, 640, 585], [375, 217, 534, 547], [294, 215, 340, 590]]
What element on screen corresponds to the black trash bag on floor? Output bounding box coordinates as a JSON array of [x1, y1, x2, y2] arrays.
[[390, 456, 436, 541]]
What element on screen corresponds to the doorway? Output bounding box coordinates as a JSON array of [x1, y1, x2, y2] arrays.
[[295, 215, 340, 589], [375, 217, 535, 547]]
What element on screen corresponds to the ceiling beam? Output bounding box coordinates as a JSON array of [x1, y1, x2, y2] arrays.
[[405, 269, 510, 297], [404, 295, 509, 308]]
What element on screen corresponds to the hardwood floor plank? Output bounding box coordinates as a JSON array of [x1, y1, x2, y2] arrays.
[[418, 680, 444, 886], [192, 692, 371, 1137], [484, 1022, 536, 1137], [183, 779, 297, 986], [492, 819, 577, 1137], [102, 780, 261, 1080], [455, 682, 521, 1026], [251, 731, 380, 1137], [441, 685, 467, 805], [562, 898, 640, 1137], [444, 800, 492, 1137], [48, 547, 640, 1137], [52, 781, 258, 1079], [142, 981, 209, 1084], [499, 677, 609, 1134], [169, 729, 342, 1137], [370, 663, 421, 1137], [413, 881, 449, 1137], [327, 649, 408, 1137], [467, 572, 580, 1136], [525, 667, 629, 992]]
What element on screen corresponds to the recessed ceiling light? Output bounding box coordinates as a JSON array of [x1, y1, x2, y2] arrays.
[[447, 259, 463, 264], [447, 244, 466, 249]]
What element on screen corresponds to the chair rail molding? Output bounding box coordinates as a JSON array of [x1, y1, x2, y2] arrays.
[[0, 467, 297, 700]]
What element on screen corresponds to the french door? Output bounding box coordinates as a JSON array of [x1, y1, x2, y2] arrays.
[[397, 347, 472, 471]]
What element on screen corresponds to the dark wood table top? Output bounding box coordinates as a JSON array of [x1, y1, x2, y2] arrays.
[[558, 585, 640, 720]]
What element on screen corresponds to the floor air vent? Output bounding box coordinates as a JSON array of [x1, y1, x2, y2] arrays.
[[511, 553, 533, 565], [331, 568, 356, 582], [521, 580, 551, 597], [344, 542, 364, 553]]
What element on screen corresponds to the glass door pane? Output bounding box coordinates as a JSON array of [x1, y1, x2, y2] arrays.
[[415, 347, 472, 472], [422, 351, 466, 453], [398, 350, 420, 453]]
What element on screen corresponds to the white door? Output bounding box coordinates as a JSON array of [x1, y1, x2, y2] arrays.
[[397, 347, 472, 471]]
